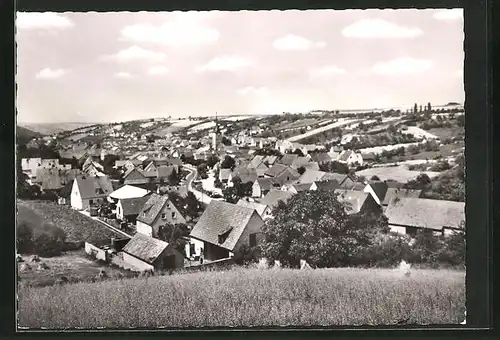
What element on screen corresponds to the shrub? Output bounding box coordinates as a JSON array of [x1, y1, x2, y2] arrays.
[[361, 233, 414, 267]]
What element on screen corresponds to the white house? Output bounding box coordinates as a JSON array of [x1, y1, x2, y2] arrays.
[[70, 175, 114, 210], [337, 150, 363, 166], [136, 193, 187, 238]]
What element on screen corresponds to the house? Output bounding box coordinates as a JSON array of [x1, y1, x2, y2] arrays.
[[297, 169, 354, 188], [262, 155, 278, 166], [338, 150, 363, 166], [264, 164, 301, 185], [109, 184, 150, 201], [70, 175, 114, 210], [310, 152, 331, 165], [361, 152, 377, 164], [363, 181, 389, 205], [334, 189, 380, 215], [381, 188, 423, 208], [236, 198, 272, 219], [122, 233, 184, 272], [259, 189, 295, 210], [252, 178, 275, 198], [384, 197, 465, 236], [285, 183, 314, 194], [123, 167, 149, 186], [314, 180, 340, 191], [219, 168, 232, 184], [228, 167, 258, 186], [247, 155, 269, 177], [136, 193, 187, 238], [116, 195, 152, 223], [189, 201, 265, 261]]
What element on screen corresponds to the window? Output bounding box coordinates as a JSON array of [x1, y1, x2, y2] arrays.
[[161, 213, 167, 220], [172, 211, 176, 219], [95, 188, 104, 195], [249, 233, 257, 247], [89, 200, 93, 205]]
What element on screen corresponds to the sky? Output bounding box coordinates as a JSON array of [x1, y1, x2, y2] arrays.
[[16, 9, 464, 124]]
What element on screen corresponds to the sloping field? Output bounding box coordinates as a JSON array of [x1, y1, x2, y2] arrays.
[[18, 267, 465, 328], [355, 165, 441, 182], [287, 119, 360, 142], [17, 200, 121, 244]]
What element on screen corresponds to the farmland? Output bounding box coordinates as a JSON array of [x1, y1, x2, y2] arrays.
[[356, 165, 441, 182], [17, 200, 121, 244], [18, 266, 465, 328], [17, 251, 135, 287]]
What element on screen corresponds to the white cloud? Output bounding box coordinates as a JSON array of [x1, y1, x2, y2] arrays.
[[342, 19, 423, 38], [104, 46, 167, 63], [433, 9, 463, 21], [35, 68, 66, 79], [120, 17, 220, 46], [309, 65, 347, 77], [273, 34, 326, 50], [196, 56, 253, 73], [148, 65, 170, 75], [372, 57, 433, 76], [16, 12, 74, 30], [114, 72, 133, 78], [236, 86, 270, 96]]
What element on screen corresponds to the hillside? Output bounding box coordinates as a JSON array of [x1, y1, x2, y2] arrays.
[[19, 122, 98, 135], [18, 266, 465, 328], [17, 125, 43, 143]]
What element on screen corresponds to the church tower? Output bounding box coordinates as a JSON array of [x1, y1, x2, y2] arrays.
[[212, 112, 222, 150]]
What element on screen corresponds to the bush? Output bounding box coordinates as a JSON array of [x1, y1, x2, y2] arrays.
[[360, 233, 414, 267], [32, 223, 68, 257]]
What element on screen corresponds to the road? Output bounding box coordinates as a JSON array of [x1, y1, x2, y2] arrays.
[[183, 164, 213, 205]]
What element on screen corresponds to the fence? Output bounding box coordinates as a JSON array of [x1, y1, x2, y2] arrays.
[[85, 242, 110, 262]]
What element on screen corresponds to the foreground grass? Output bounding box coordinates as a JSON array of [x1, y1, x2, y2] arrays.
[[18, 267, 465, 328]]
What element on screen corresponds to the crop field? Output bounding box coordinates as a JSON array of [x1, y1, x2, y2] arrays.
[[356, 165, 441, 182], [18, 267, 465, 329], [17, 200, 121, 244], [17, 251, 135, 287]]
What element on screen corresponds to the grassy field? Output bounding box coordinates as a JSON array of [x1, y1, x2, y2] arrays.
[[356, 165, 441, 183], [18, 267, 465, 329], [17, 251, 135, 287], [17, 200, 121, 244]]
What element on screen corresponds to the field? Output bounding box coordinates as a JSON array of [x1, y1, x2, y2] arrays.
[[17, 251, 135, 287], [18, 267, 465, 328], [428, 127, 465, 140], [17, 200, 121, 244], [356, 165, 441, 182]]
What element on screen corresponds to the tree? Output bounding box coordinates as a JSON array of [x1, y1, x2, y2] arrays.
[[157, 223, 190, 256], [221, 136, 232, 146], [254, 148, 282, 157], [220, 155, 236, 170], [168, 168, 181, 186], [222, 176, 253, 203], [16, 220, 34, 254], [414, 103, 418, 114], [197, 163, 208, 179], [319, 161, 349, 174], [297, 166, 306, 175], [206, 154, 220, 169], [260, 190, 388, 268], [185, 192, 204, 219], [456, 114, 465, 127]]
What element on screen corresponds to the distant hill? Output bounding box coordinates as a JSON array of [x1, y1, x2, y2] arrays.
[[18, 122, 98, 135], [17, 125, 43, 143]]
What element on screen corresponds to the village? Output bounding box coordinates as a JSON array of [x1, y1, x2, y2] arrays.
[[16, 102, 465, 278]]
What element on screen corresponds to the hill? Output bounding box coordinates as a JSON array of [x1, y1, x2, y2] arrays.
[[18, 266, 465, 328], [18, 122, 98, 135]]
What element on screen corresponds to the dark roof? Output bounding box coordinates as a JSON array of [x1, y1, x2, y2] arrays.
[[262, 155, 278, 165], [255, 178, 274, 191], [260, 189, 295, 208], [279, 154, 298, 166], [157, 165, 177, 179], [122, 233, 169, 264], [382, 188, 423, 206], [311, 152, 331, 164], [190, 201, 263, 251], [292, 183, 313, 192], [264, 164, 289, 178], [385, 197, 465, 231], [120, 195, 152, 216], [314, 180, 340, 191], [136, 193, 169, 225], [367, 181, 389, 202], [35, 168, 62, 190], [124, 167, 146, 179], [75, 175, 113, 199], [231, 167, 258, 184], [362, 152, 376, 160], [248, 155, 265, 169]]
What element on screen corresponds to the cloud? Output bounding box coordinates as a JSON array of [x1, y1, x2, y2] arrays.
[[342, 19, 423, 38], [35, 68, 66, 79], [309, 65, 347, 77], [148, 65, 170, 75], [104, 46, 167, 63], [371, 57, 433, 76], [196, 56, 253, 73], [273, 34, 326, 50], [433, 9, 463, 21], [236, 86, 270, 96], [114, 72, 133, 78], [16, 12, 74, 30], [120, 17, 220, 46]]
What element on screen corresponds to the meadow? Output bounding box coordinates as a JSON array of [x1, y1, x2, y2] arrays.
[[18, 267, 465, 329]]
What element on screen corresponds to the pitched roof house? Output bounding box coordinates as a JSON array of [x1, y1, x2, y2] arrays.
[[259, 189, 295, 210], [189, 201, 265, 261], [252, 178, 276, 198], [381, 187, 423, 207], [123, 167, 149, 185], [109, 184, 150, 200], [334, 189, 380, 215], [70, 175, 114, 210], [136, 193, 187, 238], [363, 181, 389, 205], [116, 195, 152, 222], [384, 197, 465, 236], [228, 167, 258, 185], [264, 164, 301, 186], [236, 198, 272, 219], [122, 233, 184, 272]]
